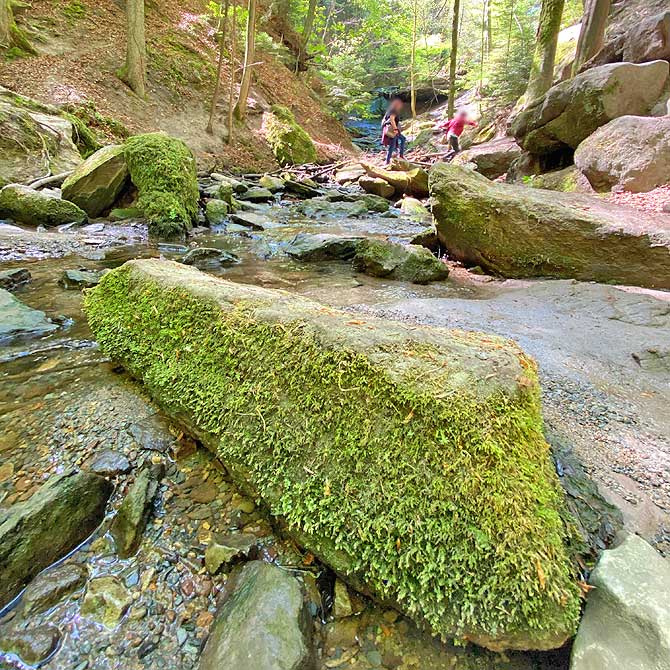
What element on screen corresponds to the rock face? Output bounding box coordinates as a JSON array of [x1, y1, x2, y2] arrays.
[[452, 137, 523, 179], [85, 259, 582, 651], [0, 288, 58, 340], [61, 145, 129, 217], [571, 533, 670, 670], [0, 87, 82, 187], [511, 61, 670, 155], [623, 11, 670, 64], [199, 561, 313, 670], [0, 184, 87, 227], [429, 163, 670, 289], [0, 470, 113, 606], [574, 116, 670, 193], [285, 233, 364, 261], [265, 105, 317, 166]]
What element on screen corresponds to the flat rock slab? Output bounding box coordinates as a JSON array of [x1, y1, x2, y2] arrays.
[[84, 259, 581, 651], [429, 163, 670, 289], [284, 233, 364, 261], [0, 288, 58, 341]]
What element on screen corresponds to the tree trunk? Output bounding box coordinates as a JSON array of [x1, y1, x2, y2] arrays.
[[523, 0, 565, 102], [410, 0, 418, 119], [448, 0, 460, 119], [0, 0, 11, 48], [234, 0, 257, 121], [207, 0, 230, 134], [298, 0, 317, 72], [125, 0, 146, 98], [227, 0, 238, 143], [572, 0, 610, 74]]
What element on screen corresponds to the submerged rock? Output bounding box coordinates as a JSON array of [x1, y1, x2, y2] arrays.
[[0, 288, 58, 340], [205, 533, 258, 574], [84, 260, 582, 651], [61, 144, 129, 217], [199, 561, 313, 670], [265, 105, 317, 166], [429, 163, 670, 289], [0, 184, 87, 227], [0, 625, 61, 666], [0, 470, 112, 606], [0, 267, 31, 291], [285, 233, 364, 261], [21, 564, 87, 616], [85, 449, 132, 477], [571, 533, 670, 670], [179, 247, 239, 269], [81, 576, 132, 628], [58, 268, 106, 290], [353, 239, 449, 284]]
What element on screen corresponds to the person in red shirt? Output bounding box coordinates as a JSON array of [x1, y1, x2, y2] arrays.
[[436, 110, 477, 155]]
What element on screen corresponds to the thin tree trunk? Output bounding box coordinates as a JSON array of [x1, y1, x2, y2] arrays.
[[234, 0, 257, 121], [504, 0, 515, 69], [479, 0, 488, 90], [0, 0, 11, 47], [298, 0, 317, 72], [227, 0, 238, 143], [572, 0, 610, 74], [125, 0, 146, 98], [448, 0, 460, 119], [207, 0, 230, 134], [410, 0, 418, 119], [524, 0, 565, 102]]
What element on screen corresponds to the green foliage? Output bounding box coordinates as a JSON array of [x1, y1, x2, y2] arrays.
[[148, 33, 215, 94], [64, 101, 130, 145], [85, 263, 582, 648], [61, 0, 86, 22], [266, 105, 317, 166], [123, 133, 199, 239]]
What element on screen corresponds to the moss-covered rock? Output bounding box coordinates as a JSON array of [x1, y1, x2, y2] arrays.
[[0, 184, 87, 227], [85, 259, 581, 651], [527, 166, 591, 193], [62, 144, 129, 217], [429, 163, 670, 289], [123, 133, 199, 239], [205, 199, 230, 225], [265, 105, 317, 166]]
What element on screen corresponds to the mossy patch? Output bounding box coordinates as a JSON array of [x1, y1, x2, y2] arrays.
[[123, 133, 199, 239], [85, 260, 581, 651], [265, 105, 317, 166]]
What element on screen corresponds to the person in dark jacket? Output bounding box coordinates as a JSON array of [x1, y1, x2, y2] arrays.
[[381, 97, 406, 165]]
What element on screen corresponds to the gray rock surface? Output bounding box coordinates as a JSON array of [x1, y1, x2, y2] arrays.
[[452, 136, 523, 179], [285, 233, 364, 261], [0, 288, 58, 340], [0, 267, 31, 290]]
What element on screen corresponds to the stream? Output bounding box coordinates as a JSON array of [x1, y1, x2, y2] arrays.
[[1, 179, 669, 670]]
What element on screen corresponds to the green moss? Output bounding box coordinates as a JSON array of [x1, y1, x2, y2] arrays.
[[266, 105, 318, 166], [62, 113, 101, 158], [85, 262, 581, 649], [123, 133, 199, 239], [61, 0, 86, 22]]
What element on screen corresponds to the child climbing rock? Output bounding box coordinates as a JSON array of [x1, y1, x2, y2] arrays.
[[436, 110, 477, 156]]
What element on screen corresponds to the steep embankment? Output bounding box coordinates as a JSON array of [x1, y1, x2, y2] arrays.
[[0, 0, 354, 171]]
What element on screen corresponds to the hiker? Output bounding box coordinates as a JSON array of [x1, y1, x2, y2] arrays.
[[381, 96, 406, 165], [436, 109, 477, 156]]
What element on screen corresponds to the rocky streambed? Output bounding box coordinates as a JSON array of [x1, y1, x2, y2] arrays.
[[0, 169, 669, 670]]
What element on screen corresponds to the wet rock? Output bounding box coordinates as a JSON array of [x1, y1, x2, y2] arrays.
[[333, 580, 353, 619], [179, 247, 239, 269], [285, 233, 364, 261], [211, 173, 248, 193], [0, 470, 112, 605], [429, 163, 670, 289], [230, 211, 270, 230], [58, 268, 106, 290], [571, 532, 670, 670], [61, 144, 129, 217], [199, 561, 313, 670], [575, 115, 670, 193], [127, 414, 175, 453], [360, 194, 390, 213], [359, 176, 395, 199], [85, 449, 132, 477], [85, 259, 581, 651], [259, 175, 286, 192], [205, 199, 230, 225], [110, 464, 164, 559], [0, 184, 87, 227], [205, 533, 258, 574], [0, 625, 61, 665], [0, 267, 31, 291], [81, 576, 132, 628], [237, 186, 274, 203], [283, 179, 322, 199], [511, 61, 669, 155], [21, 564, 87, 615], [353, 239, 449, 284], [295, 198, 368, 219], [452, 136, 523, 179]]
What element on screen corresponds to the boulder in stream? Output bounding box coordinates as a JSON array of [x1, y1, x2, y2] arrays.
[[0, 267, 31, 291], [0, 625, 61, 666], [0, 470, 112, 606], [84, 259, 582, 651], [199, 561, 313, 670], [205, 199, 230, 225], [58, 268, 106, 290], [179, 247, 239, 269], [285, 233, 364, 261], [0, 184, 87, 227], [429, 163, 670, 289], [0, 288, 58, 340], [21, 563, 87, 615]]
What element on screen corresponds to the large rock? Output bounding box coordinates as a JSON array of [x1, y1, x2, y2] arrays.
[[285, 233, 364, 261], [0, 288, 58, 340], [295, 198, 368, 219], [85, 259, 582, 651], [361, 163, 429, 198], [570, 533, 670, 670], [0, 184, 87, 227], [574, 116, 670, 193], [359, 176, 395, 199], [429, 163, 670, 289], [511, 61, 670, 155], [200, 561, 312, 670], [265, 105, 317, 166], [623, 11, 670, 64], [452, 136, 523, 179], [0, 471, 112, 606], [0, 87, 82, 187], [0, 626, 61, 666], [21, 563, 87, 615], [61, 144, 129, 217]]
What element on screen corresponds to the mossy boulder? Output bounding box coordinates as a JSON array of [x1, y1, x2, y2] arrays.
[[265, 105, 317, 166], [429, 163, 670, 289], [85, 259, 581, 651], [527, 166, 589, 193], [123, 133, 199, 239], [205, 199, 230, 225], [0, 184, 87, 227], [61, 144, 129, 217]]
